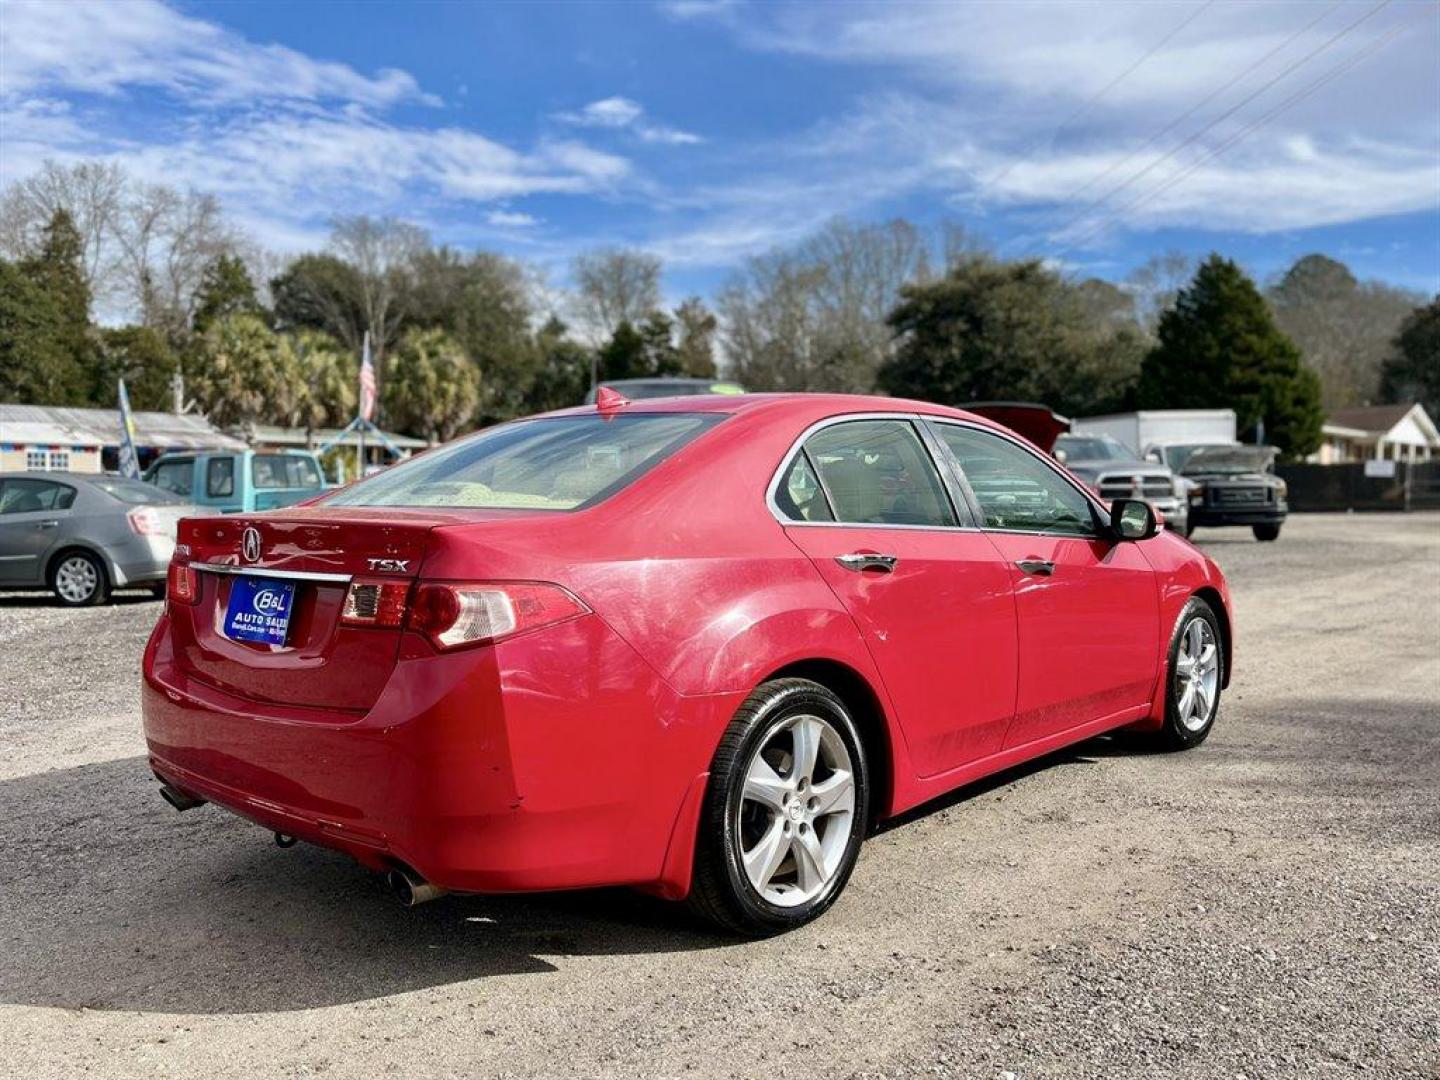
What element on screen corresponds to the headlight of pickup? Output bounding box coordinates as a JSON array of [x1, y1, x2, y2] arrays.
[[1275, 478, 1288, 498]]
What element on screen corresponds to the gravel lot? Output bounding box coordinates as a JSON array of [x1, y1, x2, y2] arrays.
[[1, 513, 1436, 1079]]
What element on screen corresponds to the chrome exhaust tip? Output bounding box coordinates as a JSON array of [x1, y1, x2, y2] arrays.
[[158, 783, 206, 812], [388, 867, 447, 907]]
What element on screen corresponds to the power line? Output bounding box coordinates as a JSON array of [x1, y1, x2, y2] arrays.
[[1064, 0, 1344, 204], [1052, 9, 1429, 258], [1042, 0, 1392, 251], [983, 1, 1216, 191]]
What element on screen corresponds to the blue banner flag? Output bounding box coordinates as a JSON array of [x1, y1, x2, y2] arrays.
[[117, 378, 141, 478]]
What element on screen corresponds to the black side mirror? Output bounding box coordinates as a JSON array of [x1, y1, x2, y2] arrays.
[[1110, 498, 1158, 541]]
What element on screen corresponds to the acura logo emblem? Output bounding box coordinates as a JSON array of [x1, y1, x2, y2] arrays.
[[242, 526, 261, 563]]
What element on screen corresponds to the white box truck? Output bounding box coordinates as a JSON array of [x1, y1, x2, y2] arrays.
[[1072, 409, 1237, 468]]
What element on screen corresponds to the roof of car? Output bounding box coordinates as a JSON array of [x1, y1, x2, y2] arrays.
[[544, 391, 989, 423]]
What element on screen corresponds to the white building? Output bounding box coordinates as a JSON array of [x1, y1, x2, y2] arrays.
[[0, 404, 244, 474], [1312, 403, 1439, 465]]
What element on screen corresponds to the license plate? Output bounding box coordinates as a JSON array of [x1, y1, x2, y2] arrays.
[[223, 576, 296, 646]]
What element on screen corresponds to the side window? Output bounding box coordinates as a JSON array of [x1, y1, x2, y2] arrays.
[[0, 479, 76, 514], [206, 457, 236, 498], [151, 460, 194, 497], [933, 424, 1097, 536], [252, 454, 321, 490], [775, 452, 834, 522], [801, 420, 956, 527]]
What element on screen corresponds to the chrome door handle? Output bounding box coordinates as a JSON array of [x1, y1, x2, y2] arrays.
[[836, 553, 898, 573], [1017, 559, 1054, 576], [37, 520, 59, 529]]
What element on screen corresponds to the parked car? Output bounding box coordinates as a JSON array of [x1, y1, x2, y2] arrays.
[[142, 394, 1233, 935], [144, 449, 326, 513], [582, 377, 745, 404], [1179, 444, 1288, 541], [0, 472, 204, 605], [1053, 433, 1189, 536]]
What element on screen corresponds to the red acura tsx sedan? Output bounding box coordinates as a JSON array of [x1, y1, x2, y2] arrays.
[[141, 393, 1232, 935]]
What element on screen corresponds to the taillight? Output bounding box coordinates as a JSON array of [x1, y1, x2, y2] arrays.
[[408, 581, 589, 650], [167, 561, 198, 605], [128, 507, 166, 536], [341, 580, 410, 628]]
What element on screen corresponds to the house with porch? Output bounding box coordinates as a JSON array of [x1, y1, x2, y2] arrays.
[[1311, 403, 1439, 465]]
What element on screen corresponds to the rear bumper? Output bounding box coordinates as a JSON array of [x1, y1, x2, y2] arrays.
[[141, 614, 739, 897], [109, 535, 173, 586]]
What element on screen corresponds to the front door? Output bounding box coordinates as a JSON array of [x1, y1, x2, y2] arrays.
[[928, 420, 1159, 749], [775, 417, 1019, 776]]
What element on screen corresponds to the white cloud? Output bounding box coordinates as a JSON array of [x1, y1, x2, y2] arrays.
[[486, 210, 540, 228], [554, 95, 703, 145], [0, 0, 439, 108]]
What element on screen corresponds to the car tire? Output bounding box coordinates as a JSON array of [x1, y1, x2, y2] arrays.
[[50, 550, 109, 607], [688, 678, 869, 936], [1147, 597, 1224, 752], [1252, 523, 1281, 542], [1183, 521, 1196, 539]]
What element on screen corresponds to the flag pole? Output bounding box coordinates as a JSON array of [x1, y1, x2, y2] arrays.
[[358, 330, 369, 481]]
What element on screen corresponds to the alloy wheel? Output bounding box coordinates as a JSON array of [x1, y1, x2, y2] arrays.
[[1174, 616, 1219, 732], [736, 713, 856, 907], [55, 556, 99, 604]]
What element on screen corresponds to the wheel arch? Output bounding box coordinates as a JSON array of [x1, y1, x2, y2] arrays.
[[760, 657, 895, 827], [46, 542, 113, 590], [1193, 585, 1232, 689]]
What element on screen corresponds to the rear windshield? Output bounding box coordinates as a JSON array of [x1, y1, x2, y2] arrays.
[[322, 413, 720, 511], [252, 454, 323, 490], [91, 477, 186, 505]]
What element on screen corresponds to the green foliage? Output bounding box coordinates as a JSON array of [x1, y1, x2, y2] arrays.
[[1380, 297, 1440, 420], [192, 313, 304, 429], [382, 327, 480, 441], [673, 297, 718, 378], [524, 317, 591, 414], [95, 326, 177, 410], [270, 253, 366, 344], [1139, 255, 1323, 458], [293, 330, 357, 430], [191, 254, 262, 334], [0, 211, 95, 404], [879, 257, 1144, 416]]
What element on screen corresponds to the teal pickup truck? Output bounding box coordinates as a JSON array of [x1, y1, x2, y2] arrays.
[[143, 450, 328, 513]]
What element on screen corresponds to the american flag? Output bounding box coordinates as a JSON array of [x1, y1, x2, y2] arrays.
[[358, 331, 377, 422]]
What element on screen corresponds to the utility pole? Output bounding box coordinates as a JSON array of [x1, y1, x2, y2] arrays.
[[171, 370, 186, 415]]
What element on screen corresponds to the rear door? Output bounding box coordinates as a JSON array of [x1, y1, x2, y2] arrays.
[[927, 420, 1159, 749], [0, 478, 78, 585], [776, 417, 1019, 776]]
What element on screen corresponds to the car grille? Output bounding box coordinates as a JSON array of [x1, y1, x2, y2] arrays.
[[1098, 475, 1173, 499], [1212, 486, 1270, 506]]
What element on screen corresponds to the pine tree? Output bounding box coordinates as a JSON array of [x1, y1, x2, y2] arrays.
[[191, 254, 261, 334], [0, 211, 95, 403], [1138, 255, 1323, 457], [1380, 298, 1440, 420]]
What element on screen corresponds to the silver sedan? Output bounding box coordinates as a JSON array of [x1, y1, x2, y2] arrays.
[[0, 472, 206, 606]]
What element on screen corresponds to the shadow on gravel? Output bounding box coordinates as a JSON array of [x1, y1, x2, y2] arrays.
[[0, 591, 160, 608], [0, 756, 729, 1015]]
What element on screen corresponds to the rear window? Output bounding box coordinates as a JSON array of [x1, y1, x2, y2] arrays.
[[90, 477, 186, 505], [322, 413, 721, 511], [252, 454, 323, 490]]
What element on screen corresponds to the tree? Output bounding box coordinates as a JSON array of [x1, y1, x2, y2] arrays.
[[673, 297, 718, 378], [191, 254, 262, 334], [1379, 298, 1440, 420], [382, 327, 480, 442], [0, 160, 124, 300], [95, 326, 178, 411], [1126, 251, 1194, 332], [878, 257, 1145, 416], [191, 313, 304, 429], [328, 215, 428, 360], [524, 317, 591, 413], [1267, 254, 1421, 409], [113, 184, 234, 336], [1138, 255, 1323, 458], [0, 258, 83, 404], [293, 330, 357, 431], [0, 211, 96, 403], [596, 320, 649, 382], [270, 253, 367, 341], [572, 248, 662, 341]]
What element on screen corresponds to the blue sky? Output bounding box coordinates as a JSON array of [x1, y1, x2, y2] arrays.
[[3, 0, 1438, 305]]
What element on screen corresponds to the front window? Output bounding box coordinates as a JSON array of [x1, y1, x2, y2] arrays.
[[148, 459, 193, 497], [252, 454, 323, 491], [935, 423, 1098, 536], [322, 413, 721, 511]]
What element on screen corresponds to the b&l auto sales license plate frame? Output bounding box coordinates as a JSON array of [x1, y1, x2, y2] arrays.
[[223, 576, 296, 646]]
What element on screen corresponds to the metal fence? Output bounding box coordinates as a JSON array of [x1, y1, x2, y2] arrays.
[[1277, 461, 1440, 512]]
